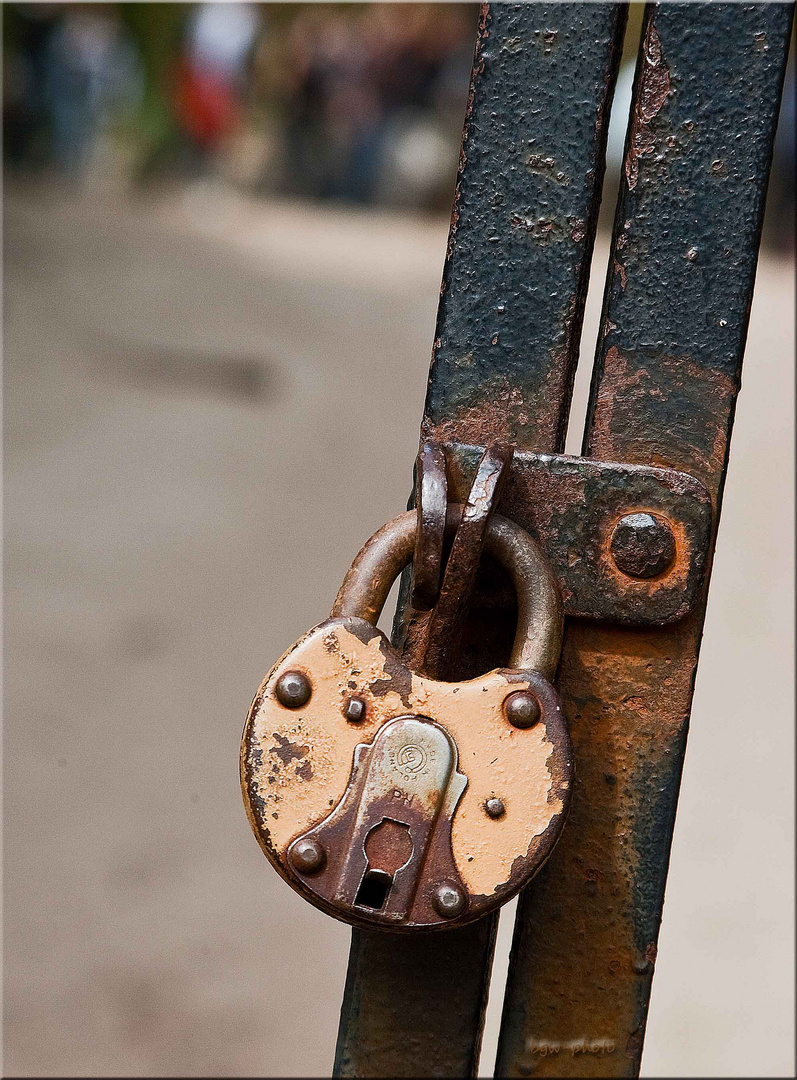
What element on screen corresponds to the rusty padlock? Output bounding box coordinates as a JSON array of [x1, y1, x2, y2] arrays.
[[241, 509, 572, 931]]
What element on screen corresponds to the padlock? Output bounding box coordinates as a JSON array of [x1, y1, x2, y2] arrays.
[[241, 509, 572, 931]]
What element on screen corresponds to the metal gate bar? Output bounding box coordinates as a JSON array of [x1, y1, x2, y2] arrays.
[[495, 4, 794, 1077], [334, 5, 626, 1076]]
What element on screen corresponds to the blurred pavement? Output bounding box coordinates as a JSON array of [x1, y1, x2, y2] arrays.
[[3, 181, 794, 1077]]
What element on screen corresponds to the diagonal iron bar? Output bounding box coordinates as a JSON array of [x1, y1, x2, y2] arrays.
[[333, 4, 627, 1076], [495, 3, 794, 1077]]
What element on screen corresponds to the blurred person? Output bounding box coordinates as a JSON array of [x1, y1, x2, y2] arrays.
[[369, 4, 476, 209], [277, 7, 384, 204], [367, 4, 449, 117], [274, 6, 336, 199], [428, 5, 479, 128], [172, 1, 260, 174], [316, 11, 384, 203], [273, 4, 475, 209], [2, 3, 61, 167], [41, 5, 140, 181]]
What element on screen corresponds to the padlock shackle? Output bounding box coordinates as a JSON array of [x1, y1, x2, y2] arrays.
[[331, 507, 563, 680]]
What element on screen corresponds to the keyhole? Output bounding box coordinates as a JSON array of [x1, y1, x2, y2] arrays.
[[354, 819, 413, 910], [354, 868, 393, 910]]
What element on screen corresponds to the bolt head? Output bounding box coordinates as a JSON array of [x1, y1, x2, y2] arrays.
[[503, 690, 541, 729], [485, 797, 506, 819], [275, 671, 312, 709], [610, 513, 676, 579], [431, 882, 468, 919], [344, 696, 367, 723], [289, 837, 325, 875]]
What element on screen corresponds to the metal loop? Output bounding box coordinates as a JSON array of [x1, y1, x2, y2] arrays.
[[420, 443, 513, 678], [410, 442, 448, 610], [331, 508, 563, 681]]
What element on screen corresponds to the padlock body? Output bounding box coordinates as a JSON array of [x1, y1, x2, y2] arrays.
[[241, 616, 572, 931]]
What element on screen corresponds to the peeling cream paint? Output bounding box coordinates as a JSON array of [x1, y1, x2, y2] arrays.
[[243, 621, 565, 898]]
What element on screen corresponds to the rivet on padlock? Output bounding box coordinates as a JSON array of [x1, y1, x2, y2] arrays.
[[241, 509, 572, 931]]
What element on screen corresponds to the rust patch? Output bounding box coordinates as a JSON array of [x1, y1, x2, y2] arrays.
[[526, 154, 570, 186], [589, 348, 737, 488], [270, 732, 310, 766], [242, 619, 572, 929], [423, 378, 533, 447], [420, 444, 513, 680], [500, 615, 696, 1070], [295, 760, 313, 782], [440, 439, 712, 626], [422, 375, 561, 451], [510, 213, 582, 244], [625, 25, 671, 190], [626, 1025, 645, 1057], [372, 635, 413, 706]]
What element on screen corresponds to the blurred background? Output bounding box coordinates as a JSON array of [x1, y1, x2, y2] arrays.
[[3, 3, 794, 1077], [3, 1, 479, 208]]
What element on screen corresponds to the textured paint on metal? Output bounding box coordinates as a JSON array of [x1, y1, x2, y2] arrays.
[[411, 442, 449, 610], [332, 508, 563, 681], [443, 441, 713, 624], [420, 444, 513, 679], [336, 918, 498, 1079], [422, 3, 627, 455], [242, 616, 571, 928], [335, 3, 626, 1075], [496, 4, 794, 1077]]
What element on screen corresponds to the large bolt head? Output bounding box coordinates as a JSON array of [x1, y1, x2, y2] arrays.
[[275, 671, 312, 708], [503, 690, 541, 729], [610, 513, 676, 579], [289, 837, 326, 875], [431, 882, 468, 919]]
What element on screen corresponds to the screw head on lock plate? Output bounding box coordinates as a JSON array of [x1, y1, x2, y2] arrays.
[[241, 616, 573, 932]]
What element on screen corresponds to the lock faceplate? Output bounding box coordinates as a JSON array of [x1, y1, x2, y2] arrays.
[[290, 715, 468, 926], [241, 615, 572, 931]]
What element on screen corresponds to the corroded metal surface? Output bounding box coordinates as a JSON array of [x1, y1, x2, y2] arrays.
[[335, 3, 627, 1074], [609, 513, 675, 580], [242, 617, 572, 930], [495, 4, 794, 1077], [410, 442, 448, 611], [444, 441, 712, 624], [337, 920, 498, 1079], [333, 509, 563, 682], [418, 443, 513, 678], [245, 509, 571, 930], [424, 5, 627, 453], [303, 715, 469, 927]]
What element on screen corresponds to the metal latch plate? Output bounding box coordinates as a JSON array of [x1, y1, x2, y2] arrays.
[[443, 442, 712, 625]]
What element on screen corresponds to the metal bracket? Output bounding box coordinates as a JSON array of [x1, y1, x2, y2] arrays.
[[443, 441, 712, 626]]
